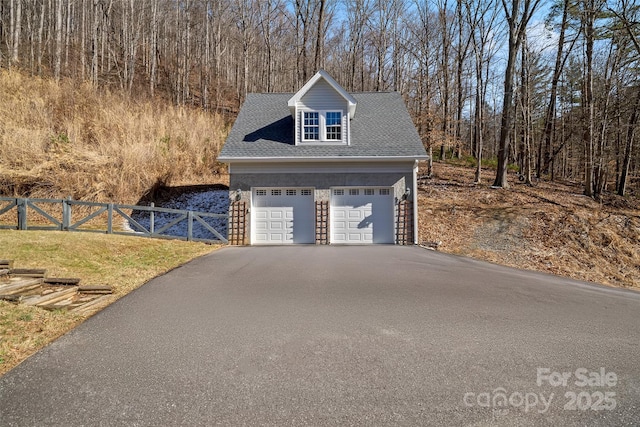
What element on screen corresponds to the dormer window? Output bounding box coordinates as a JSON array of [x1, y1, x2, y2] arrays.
[[301, 110, 344, 143], [325, 112, 342, 140], [288, 70, 356, 146], [303, 112, 320, 140]]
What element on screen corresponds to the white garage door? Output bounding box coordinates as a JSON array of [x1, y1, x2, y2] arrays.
[[252, 188, 315, 244], [331, 187, 395, 244]]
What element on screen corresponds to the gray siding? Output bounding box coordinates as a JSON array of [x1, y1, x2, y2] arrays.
[[297, 80, 349, 145], [231, 173, 410, 203], [298, 79, 348, 111], [230, 172, 414, 245]]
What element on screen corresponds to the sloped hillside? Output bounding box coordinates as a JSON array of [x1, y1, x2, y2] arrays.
[[418, 163, 640, 289], [0, 70, 228, 203]]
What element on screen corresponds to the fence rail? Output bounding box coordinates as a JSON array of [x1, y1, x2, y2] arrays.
[[0, 197, 228, 244]]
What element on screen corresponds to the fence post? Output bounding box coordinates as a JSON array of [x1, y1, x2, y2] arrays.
[[187, 211, 193, 241], [107, 203, 113, 234], [149, 202, 155, 235], [62, 197, 72, 231], [17, 198, 27, 230]]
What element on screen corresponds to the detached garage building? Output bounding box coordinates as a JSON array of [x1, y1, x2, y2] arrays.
[[217, 70, 428, 245]]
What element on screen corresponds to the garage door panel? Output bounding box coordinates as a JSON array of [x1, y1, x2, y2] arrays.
[[334, 210, 346, 220], [253, 188, 314, 244], [331, 188, 394, 244], [269, 210, 285, 220], [348, 210, 363, 219], [255, 233, 268, 242]]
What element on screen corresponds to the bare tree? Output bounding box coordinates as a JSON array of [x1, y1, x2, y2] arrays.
[[579, 0, 606, 198], [609, 0, 640, 196], [435, 0, 454, 160], [11, 0, 21, 64], [465, 0, 501, 184], [54, 0, 63, 80], [539, 0, 579, 177], [493, 0, 542, 188]]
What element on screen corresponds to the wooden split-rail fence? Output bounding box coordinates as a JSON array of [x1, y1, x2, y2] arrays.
[[0, 197, 228, 244]]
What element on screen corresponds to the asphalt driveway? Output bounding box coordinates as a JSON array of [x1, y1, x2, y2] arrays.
[[1, 246, 639, 426]]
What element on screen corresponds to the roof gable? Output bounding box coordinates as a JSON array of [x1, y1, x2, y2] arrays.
[[288, 70, 357, 118]]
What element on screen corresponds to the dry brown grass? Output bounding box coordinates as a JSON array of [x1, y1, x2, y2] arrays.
[[418, 163, 640, 289], [0, 69, 228, 203]]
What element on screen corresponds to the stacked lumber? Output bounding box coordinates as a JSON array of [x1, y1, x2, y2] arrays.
[[71, 295, 112, 314], [10, 268, 47, 278], [0, 278, 43, 296], [0, 259, 113, 314], [23, 287, 78, 306], [0, 259, 12, 277], [44, 278, 81, 285]]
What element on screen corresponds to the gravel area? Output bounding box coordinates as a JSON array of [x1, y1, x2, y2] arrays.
[[129, 189, 229, 241]]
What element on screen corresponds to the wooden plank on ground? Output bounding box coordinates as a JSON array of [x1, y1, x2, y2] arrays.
[[0, 295, 22, 302], [71, 294, 112, 314], [78, 285, 113, 294], [44, 278, 81, 286], [22, 287, 78, 306], [40, 297, 76, 310], [0, 278, 43, 295], [0, 260, 14, 269], [0, 269, 9, 277], [10, 268, 47, 278]]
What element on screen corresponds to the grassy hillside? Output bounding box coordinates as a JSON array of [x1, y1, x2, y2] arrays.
[[418, 163, 640, 289], [0, 70, 228, 203]]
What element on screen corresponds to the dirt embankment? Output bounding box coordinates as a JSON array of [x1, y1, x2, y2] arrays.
[[418, 163, 640, 289]]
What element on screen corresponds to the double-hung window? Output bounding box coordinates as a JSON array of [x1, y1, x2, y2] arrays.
[[325, 112, 342, 140], [301, 111, 343, 142], [303, 112, 319, 140]]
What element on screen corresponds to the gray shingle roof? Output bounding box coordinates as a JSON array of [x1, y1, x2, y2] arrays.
[[218, 92, 428, 160]]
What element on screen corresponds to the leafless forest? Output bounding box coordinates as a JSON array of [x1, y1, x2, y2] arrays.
[[1, 0, 639, 197]]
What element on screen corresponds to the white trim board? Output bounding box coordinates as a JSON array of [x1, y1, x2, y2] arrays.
[[230, 162, 415, 174]]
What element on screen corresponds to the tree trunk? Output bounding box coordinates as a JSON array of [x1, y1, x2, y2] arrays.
[[541, 0, 571, 176], [314, 0, 325, 71], [92, 0, 100, 86], [618, 88, 640, 196], [54, 0, 63, 80], [583, 0, 595, 198], [11, 0, 22, 64], [493, 33, 518, 188], [150, 0, 158, 96], [493, 0, 540, 188]]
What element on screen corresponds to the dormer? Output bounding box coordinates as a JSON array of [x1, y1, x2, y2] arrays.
[[288, 70, 357, 146]]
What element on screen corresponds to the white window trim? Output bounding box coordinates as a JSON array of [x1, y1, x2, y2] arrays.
[[299, 109, 346, 145], [302, 111, 320, 141]]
